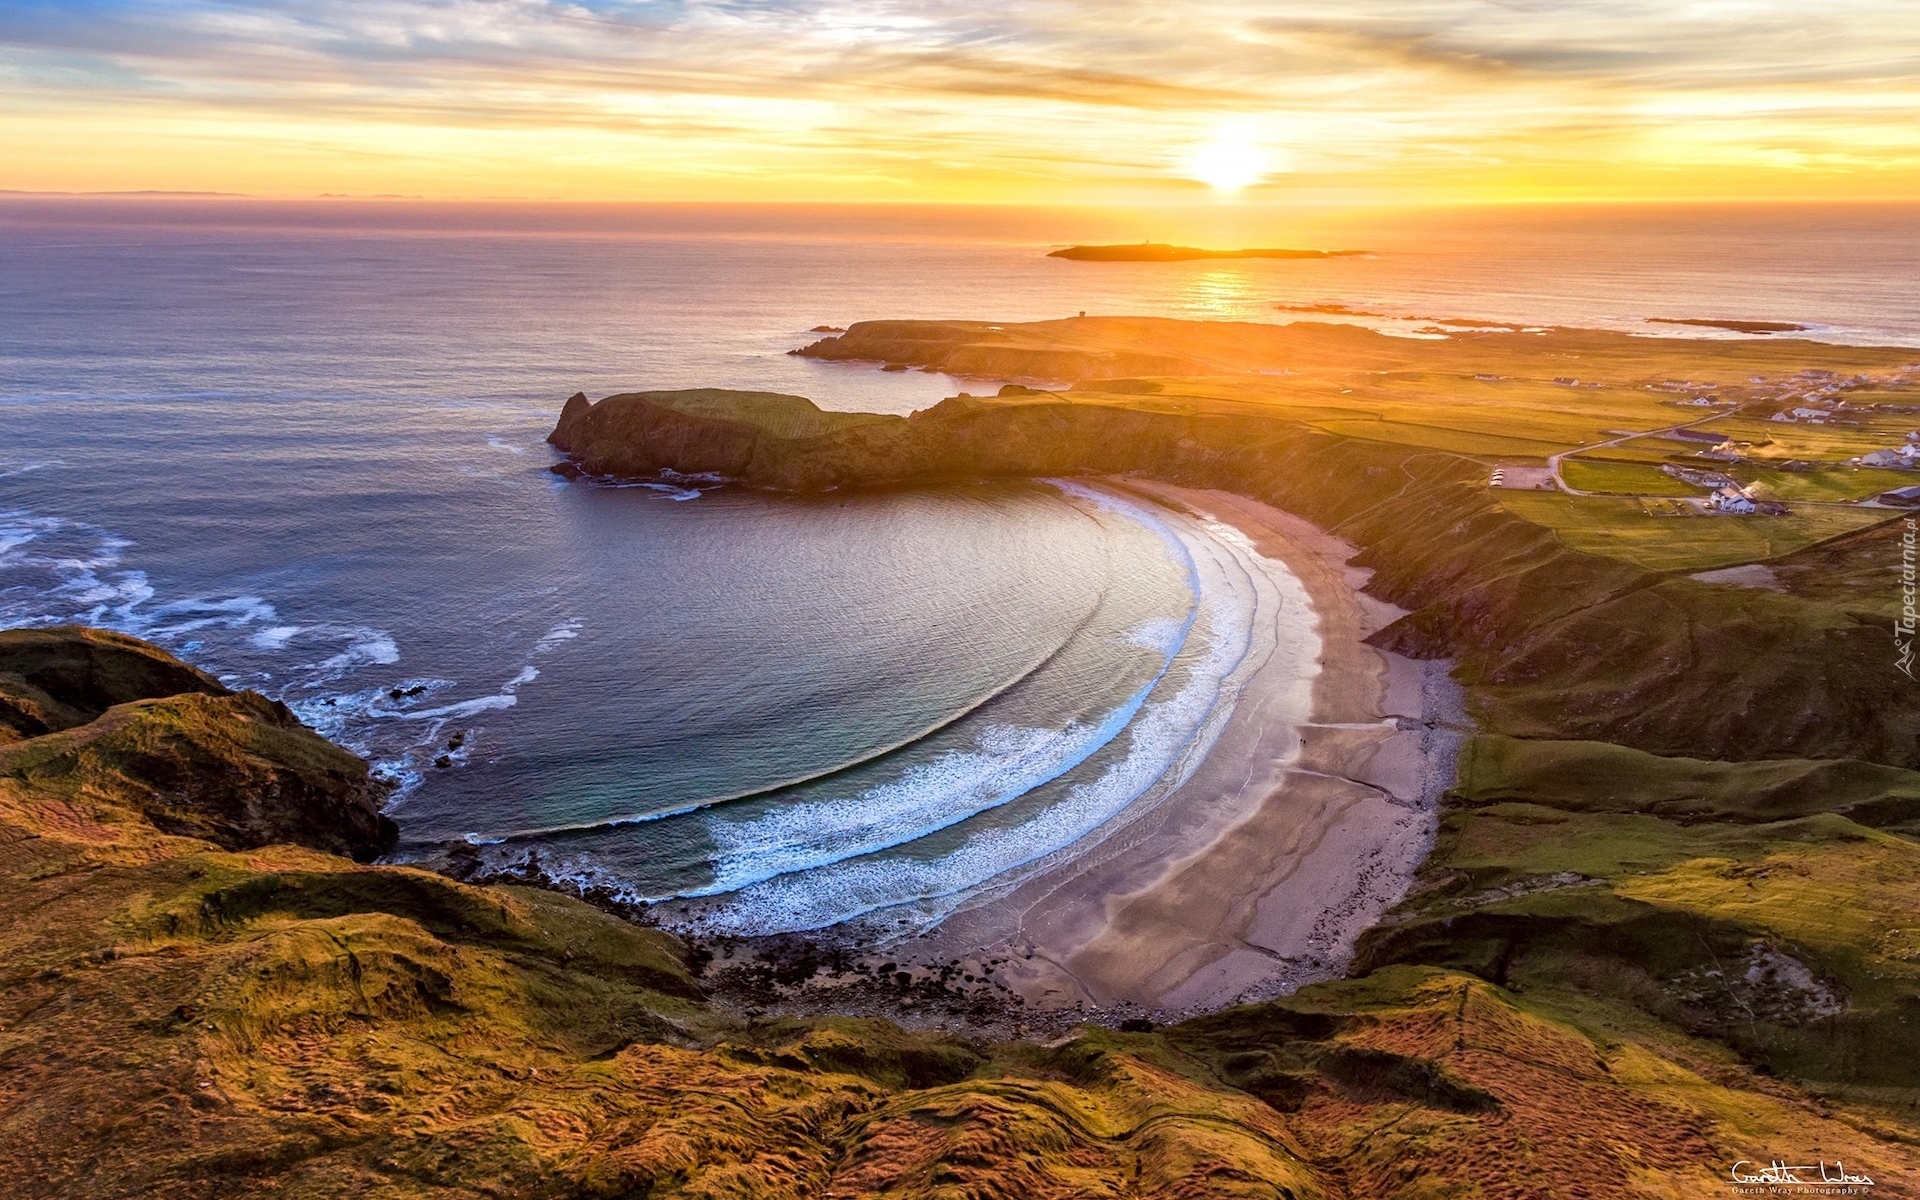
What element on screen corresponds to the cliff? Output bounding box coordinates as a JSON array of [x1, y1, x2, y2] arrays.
[[0, 627, 395, 860], [526, 331, 1920, 1178], [546, 384, 1920, 772]]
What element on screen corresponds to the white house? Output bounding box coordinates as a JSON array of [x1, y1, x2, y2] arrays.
[[1710, 486, 1757, 514]]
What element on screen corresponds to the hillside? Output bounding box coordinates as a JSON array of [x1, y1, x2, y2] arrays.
[[7, 628, 1919, 1196]]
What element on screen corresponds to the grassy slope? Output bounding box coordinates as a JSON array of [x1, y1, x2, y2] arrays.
[[10, 759, 1916, 1198]]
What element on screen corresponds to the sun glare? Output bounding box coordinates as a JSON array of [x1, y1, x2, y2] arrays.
[[1187, 133, 1268, 193]]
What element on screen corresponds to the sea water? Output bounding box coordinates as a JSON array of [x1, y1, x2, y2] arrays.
[[4, 198, 1916, 937]]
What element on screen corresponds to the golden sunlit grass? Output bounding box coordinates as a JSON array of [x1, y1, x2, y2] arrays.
[[1496, 491, 1893, 571]]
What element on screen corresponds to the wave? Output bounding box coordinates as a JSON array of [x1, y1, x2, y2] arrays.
[[670, 493, 1268, 937], [0, 505, 573, 802], [670, 650, 1176, 900], [452, 511, 1124, 845], [591, 469, 730, 502], [497, 483, 1275, 938], [655, 487, 1206, 898]]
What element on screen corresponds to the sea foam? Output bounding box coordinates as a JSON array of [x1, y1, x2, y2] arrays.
[[668, 486, 1278, 938]]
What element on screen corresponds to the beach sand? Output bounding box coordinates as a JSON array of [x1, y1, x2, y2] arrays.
[[911, 482, 1465, 1016]]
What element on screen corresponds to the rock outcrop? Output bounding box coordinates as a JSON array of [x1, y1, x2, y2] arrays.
[[0, 626, 396, 860], [0, 626, 229, 742]]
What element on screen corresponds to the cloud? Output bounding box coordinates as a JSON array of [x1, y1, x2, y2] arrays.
[[1, 0, 1917, 197]]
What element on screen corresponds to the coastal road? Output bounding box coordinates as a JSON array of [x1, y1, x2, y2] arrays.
[[1543, 412, 1891, 511], [1547, 412, 1737, 497]]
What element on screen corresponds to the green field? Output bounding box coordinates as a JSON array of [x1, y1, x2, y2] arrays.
[[1559, 458, 1695, 495], [1590, 435, 1715, 463], [1708, 416, 1909, 461], [1737, 464, 1915, 503], [1497, 491, 1892, 570]]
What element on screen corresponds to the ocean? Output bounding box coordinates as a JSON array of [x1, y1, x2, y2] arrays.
[[4, 198, 1917, 939]]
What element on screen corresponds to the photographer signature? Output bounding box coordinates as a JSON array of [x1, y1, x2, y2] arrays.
[[1731, 1160, 1875, 1186]]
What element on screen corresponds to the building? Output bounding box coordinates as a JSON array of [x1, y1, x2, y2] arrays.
[[1879, 484, 1920, 507], [1709, 486, 1757, 514], [1860, 449, 1914, 469]]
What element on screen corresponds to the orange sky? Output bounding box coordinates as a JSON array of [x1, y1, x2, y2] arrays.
[[3, 1, 1919, 203]]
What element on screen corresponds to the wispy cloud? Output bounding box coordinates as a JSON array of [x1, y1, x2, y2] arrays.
[[2, 0, 1917, 199]]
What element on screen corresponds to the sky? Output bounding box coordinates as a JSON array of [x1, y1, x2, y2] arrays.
[[3, 0, 1919, 204]]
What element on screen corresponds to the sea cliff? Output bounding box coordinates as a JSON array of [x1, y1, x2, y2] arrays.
[[1, 626, 395, 860], [548, 374, 1918, 773]]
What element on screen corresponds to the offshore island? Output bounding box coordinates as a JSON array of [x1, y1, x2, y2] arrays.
[[1048, 243, 1367, 261], [7, 315, 1920, 1196]]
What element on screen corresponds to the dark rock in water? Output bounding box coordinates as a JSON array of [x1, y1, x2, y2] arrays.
[[881, 362, 909, 372], [434, 754, 453, 769], [388, 684, 427, 700], [550, 460, 587, 480], [447, 730, 467, 750], [809, 324, 845, 333], [0, 626, 396, 860]]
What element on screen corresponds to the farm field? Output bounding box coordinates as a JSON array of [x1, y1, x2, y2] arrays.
[[1496, 491, 1895, 570]]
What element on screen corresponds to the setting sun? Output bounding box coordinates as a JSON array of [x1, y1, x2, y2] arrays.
[[1186, 132, 1269, 193]]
